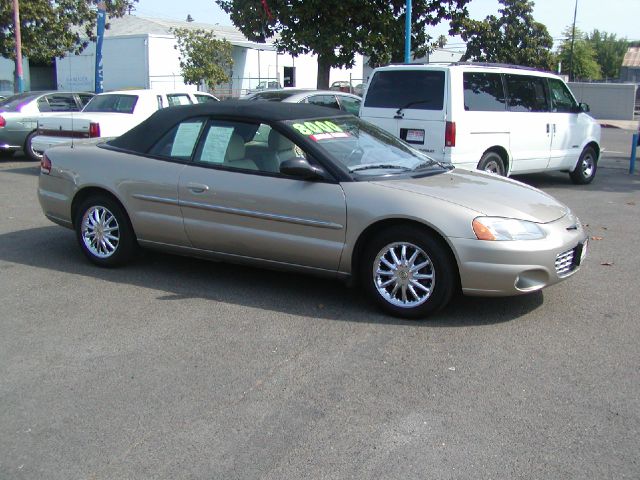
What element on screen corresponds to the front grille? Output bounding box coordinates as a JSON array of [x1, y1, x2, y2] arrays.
[[555, 248, 576, 277]]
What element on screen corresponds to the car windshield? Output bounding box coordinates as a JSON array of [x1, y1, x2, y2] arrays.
[[284, 116, 447, 176], [82, 94, 138, 113], [0, 92, 39, 112], [247, 91, 297, 101]]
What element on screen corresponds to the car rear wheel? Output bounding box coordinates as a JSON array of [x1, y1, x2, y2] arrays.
[[24, 131, 42, 162], [477, 151, 505, 176], [361, 226, 457, 319], [74, 195, 136, 267], [570, 146, 597, 184]]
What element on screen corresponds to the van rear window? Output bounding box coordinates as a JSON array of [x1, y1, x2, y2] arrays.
[[463, 72, 506, 111], [364, 70, 444, 110]]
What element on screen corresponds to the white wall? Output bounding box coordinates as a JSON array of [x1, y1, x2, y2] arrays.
[[147, 35, 197, 92], [56, 45, 95, 91], [568, 82, 637, 120]]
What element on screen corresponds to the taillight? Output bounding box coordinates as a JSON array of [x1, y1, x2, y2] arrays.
[[89, 122, 100, 138], [445, 121, 456, 147], [40, 153, 51, 175], [0, 115, 5, 128]]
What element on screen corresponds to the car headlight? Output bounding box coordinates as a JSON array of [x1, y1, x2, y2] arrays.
[[472, 217, 546, 241]]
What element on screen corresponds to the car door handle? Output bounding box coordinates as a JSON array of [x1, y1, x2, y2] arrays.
[[546, 123, 550, 134], [187, 182, 209, 194]]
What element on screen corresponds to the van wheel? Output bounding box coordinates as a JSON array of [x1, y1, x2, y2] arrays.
[[478, 151, 505, 176], [360, 226, 456, 319], [570, 147, 597, 185]]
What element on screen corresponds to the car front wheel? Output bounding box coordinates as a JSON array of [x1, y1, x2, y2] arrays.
[[361, 226, 457, 319], [570, 146, 597, 184], [74, 195, 136, 267]]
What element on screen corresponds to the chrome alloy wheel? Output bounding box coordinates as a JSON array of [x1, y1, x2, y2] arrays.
[[579, 151, 595, 178], [81, 206, 120, 258], [373, 242, 435, 308]]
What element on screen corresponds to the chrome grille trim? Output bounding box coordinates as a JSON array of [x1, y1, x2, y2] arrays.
[[555, 248, 576, 277]]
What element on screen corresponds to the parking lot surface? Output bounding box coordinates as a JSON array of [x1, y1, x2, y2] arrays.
[[1, 130, 639, 479]]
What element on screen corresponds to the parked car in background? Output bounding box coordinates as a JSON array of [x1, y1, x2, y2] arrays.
[[242, 88, 361, 116], [353, 83, 365, 97], [0, 91, 94, 160], [330, 81, 352, 93], [38, 102, 588, 319], [31, 89, 218, 160], [360, 63, 601, 184], [249, 81, 282, 94]]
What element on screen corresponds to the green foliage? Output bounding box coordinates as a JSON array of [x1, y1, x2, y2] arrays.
[[459, 0, 554, 70], [0, 0, 138, 63], [215, 0, 470, 88], [172, 28, 233, 88], [586, 30, 629, 79], [557, 27, 601, 80]]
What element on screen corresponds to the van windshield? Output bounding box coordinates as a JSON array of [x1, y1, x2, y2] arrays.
[[364, 70, 445, 110]]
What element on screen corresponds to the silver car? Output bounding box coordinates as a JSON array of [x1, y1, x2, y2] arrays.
[[242, 88, 361, 116], [38, 102, 588, 319]]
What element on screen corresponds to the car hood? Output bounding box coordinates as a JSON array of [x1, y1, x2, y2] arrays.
[[371, 168, 568, 223]]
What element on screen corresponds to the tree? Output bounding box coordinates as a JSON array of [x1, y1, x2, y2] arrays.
[[172, 28, 234, 89], [0, 0, 138, 63], [586, 30, 628, 79], [215, 0, 470, 89], [459, 0, 554, 70], [557, 27, 601, 80]]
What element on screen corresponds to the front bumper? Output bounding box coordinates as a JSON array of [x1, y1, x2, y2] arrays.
[[452, 213, 588, 296]]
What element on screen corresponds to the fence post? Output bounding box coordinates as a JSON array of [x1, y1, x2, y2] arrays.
[[631, 132, 638, 175]]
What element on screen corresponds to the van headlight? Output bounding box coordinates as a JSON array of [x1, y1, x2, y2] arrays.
[[472, 217, 546, 241]]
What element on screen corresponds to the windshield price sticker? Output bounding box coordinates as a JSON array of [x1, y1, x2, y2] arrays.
[[309, 131, 350, 142], [292, 121, 343, 136]]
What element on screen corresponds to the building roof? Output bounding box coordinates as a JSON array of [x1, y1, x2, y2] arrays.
[[105, 15, 276, 50], [622, 47, 640, 68]]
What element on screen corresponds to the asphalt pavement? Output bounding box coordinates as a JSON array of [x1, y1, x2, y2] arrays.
[[0, 130, 638, 479]]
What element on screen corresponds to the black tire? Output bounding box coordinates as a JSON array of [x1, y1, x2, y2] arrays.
[[23, 130, 42, 162], [74, 195, 137, 267], [477, 151, 506, 176], [360, 226, 457, 319], [570, 146, 597, 185]]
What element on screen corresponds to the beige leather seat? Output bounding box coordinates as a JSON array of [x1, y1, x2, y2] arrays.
[[267, 130, 298, 171], [224, 133, 258, 170]]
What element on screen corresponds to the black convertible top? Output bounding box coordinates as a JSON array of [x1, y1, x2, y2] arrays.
[[107, 100, 347, 153]]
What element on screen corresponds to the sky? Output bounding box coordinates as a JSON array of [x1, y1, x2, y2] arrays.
[[134, 0, 640, 52]]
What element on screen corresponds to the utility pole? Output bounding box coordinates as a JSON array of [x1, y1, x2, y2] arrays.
[[569, 0, 578, 81], [12, 0, 24, 93], [404, 0, 412, 63]]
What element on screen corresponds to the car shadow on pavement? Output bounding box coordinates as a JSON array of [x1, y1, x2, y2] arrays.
[[0, 226, 544, 327], [0, 165, 40, 176]]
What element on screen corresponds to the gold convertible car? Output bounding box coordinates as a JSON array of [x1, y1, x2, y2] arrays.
[[38, 102, 588, 318]]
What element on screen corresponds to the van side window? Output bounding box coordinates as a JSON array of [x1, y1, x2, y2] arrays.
[[364, 70, 445, 110], [463, 72, 506, 111], [548, 78, 578, 113], [505, 75, 549, 113]]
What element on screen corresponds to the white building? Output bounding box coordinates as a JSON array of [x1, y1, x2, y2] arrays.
[[51, 15, 364, 97]]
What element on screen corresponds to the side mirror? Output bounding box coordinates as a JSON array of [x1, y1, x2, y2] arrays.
[[280, 157, 325, 180], [579, 102, 590, 113]]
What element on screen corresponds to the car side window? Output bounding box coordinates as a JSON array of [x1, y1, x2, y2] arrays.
[[77, 94, 94, 108], [193, 120, 307, 174], [44, 93, 79, 112], [194, 94, 217, 104], [307, 95, 340, 110], [548, 78, 578, 113], [505, 74, 549, 113], [167, 94, 193, 106], [463, 72, 507, 111], [147, 117, 206, 161], [339, 96, 361, 115]]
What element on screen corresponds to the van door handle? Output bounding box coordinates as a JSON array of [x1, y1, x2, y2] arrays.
[[187, 182, 209, 194]]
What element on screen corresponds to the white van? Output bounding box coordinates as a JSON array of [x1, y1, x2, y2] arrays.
[[360, 63, 601, 184]]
